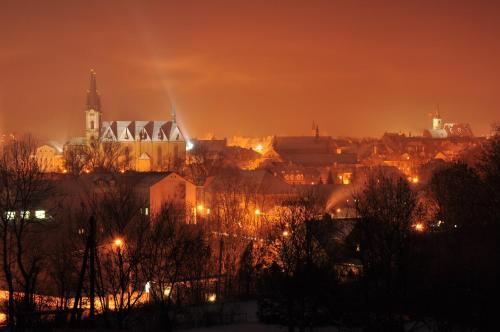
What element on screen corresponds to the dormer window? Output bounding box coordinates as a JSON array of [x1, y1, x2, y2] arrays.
[[140, 129, 148, 140]]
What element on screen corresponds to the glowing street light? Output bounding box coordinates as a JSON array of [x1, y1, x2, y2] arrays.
[[114, 238, 124, 248], [186, 141, 194, 151], [255, 144, 263, 152], [413, 223, 424, 232], [207, 293, 216, 302], [254, 209, 261, 216], [164, 286, 171, 297], [282, 230, 289, 237], [197, 204, 204, 212]]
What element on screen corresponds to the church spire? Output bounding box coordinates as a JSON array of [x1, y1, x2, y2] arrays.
[[86, 69, 101, 112], [171, 104, 176, 123]]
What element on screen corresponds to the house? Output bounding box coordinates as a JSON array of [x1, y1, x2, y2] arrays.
[[35, 142, 64, 173], [31, 172, 200, 224]]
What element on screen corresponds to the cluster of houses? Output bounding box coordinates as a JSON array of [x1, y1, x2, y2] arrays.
[[27, 71, 484, 227]]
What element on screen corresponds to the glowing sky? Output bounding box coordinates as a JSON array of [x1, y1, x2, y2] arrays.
[[1, 1, 499, 141]]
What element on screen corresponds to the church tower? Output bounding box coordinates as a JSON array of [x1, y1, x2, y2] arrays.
[[85, 70, 102, 142], [432, 105, 443, 130]]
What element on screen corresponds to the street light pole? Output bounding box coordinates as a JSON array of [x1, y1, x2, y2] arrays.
[[89, 215, 96, 321]]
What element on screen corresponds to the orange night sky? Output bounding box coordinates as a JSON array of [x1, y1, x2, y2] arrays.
[[1, 0, 499, 141]]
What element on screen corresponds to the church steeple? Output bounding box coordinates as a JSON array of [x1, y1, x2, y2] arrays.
[[432, 104, 443, 130], [85, 69, 102, 143], [86, 69, 101, 112]]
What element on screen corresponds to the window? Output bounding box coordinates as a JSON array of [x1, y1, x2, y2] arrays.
[[140, 128, 148, 140], [35, 210, 46, 219], [21, 211, 30, 219], [6, 211, 15, 220], [90, 120, 95, 130], [342, 173, 352, 185]]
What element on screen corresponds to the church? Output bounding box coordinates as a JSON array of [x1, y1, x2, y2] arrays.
[[37, 70, 187, 173], [423, 109, 473, 139]]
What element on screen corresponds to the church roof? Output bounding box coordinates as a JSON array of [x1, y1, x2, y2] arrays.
[[101, 120, 184, 142], [273, 136, 334, 154], [425, 129, 448, 139]]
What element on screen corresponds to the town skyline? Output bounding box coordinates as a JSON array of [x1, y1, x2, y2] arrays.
[[2, 2, 500, 330], [1, 1, 500, 140]]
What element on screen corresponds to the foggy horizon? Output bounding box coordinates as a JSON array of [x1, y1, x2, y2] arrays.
[[1, 1, 499, 141]]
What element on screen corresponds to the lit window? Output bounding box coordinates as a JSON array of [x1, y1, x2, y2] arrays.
[[6, 211, 15, 220], [342, 173, 352, 185], [144, 207, 149, 216], [35, 210, 46, 219], [21, 211, 30, 219]]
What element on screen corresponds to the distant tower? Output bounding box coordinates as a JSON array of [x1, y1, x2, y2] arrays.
[[85, 70, 102, 142], [432, 105, 443, 130], [171, 104, 177, 123]]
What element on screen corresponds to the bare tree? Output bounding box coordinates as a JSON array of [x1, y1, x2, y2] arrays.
[[205, 168, 263, 299], [64, 139, 132, 174], [479, 124, 500, 225], [0, 135, 52, 327], [186, 144, 224, 185], [257, 191, 334, 332], [353, 168, 422, 329], [141, 204, 212, 331], [89, 175, 149, 328]]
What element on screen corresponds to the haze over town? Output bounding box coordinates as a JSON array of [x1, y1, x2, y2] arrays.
[[1, 1, 500, 140], [1, 1, 500, 331]]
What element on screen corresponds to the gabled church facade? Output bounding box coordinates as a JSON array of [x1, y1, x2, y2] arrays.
[[81, 70, 187, 172], [85, 71, 186, 172]]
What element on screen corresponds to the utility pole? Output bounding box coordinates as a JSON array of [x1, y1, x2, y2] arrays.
[[71, 215, 97, 324], [89, 215, 96, 321]]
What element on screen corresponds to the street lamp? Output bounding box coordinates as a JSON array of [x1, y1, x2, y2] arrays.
[[413, 223, 424, 232], [114, 238, 124, 248], [207, 293, 216, 302]]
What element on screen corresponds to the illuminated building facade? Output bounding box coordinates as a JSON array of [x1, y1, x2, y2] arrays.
[[35, 142, 64, 173], [80, 70, 187, 172], [424, 109, 473, 138]]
